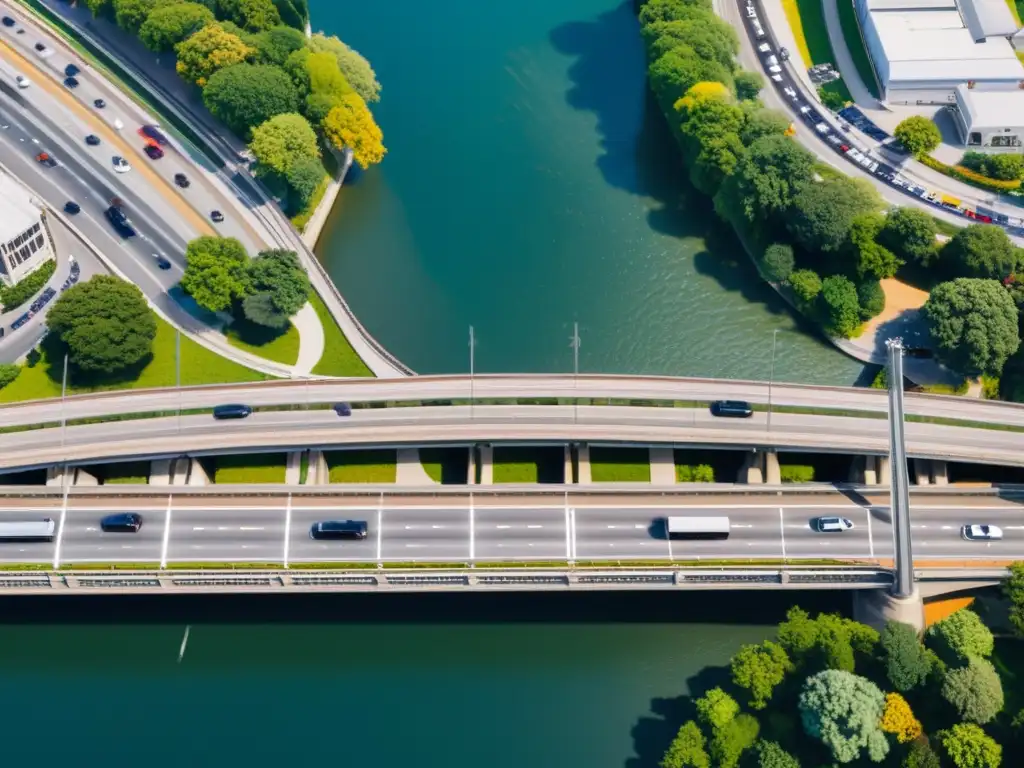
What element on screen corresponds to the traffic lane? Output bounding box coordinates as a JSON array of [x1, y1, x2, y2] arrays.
[[0, 506, 55, 562], [781, 505, 876, 556], [59, 505, 164, 563], [380, 507, 469, 561], [288, 506, 377, 563], [165, 506, 285, 563], [574, 507, 672, 559], [474, 506, 566, 560]]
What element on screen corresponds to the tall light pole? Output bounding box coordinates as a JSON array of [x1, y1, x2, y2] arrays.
[[767, 329, 779, 431], [60, 353, 68, 448], [569, 322, 581, 423], [469, 326, 476, 419], [175, 328, 182, 433], [886, 337, 914, 599]]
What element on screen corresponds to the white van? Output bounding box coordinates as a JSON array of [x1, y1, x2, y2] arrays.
[[815, 517, 854, 533]]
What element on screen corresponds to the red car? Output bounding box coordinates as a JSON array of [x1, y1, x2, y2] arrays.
[[35, 152, 56, 167]]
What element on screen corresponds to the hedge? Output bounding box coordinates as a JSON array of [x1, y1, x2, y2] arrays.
[[919, 155, 1021, 193], [677, 464, 715, 482], [0, 259, 56, 311], [779, 465, 815, 482]]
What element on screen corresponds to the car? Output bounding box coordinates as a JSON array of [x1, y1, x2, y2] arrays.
[[15, 27, 23, 34], [1, 16, 14, 27], [758, 43, 772, 53], [310, 520, 368, 540], [63, 76, 78, 89], [35, 152, 56, 167], [14, 75, 29, 89], [814, 123, 829, 134], [85, 134, 100, 146], [210, 210, 224, 222], [333, 402, 352, 417], [962, 524, 1003, 541], [815, 517, 854, 533], [64, 63, 79, 77], [138, 125, 168, 146], [64, 201, 80, 214], [771, 73, 783, 82], [710, 400, 753, 418], [173, 172, 190, 188], [212, 403, 252, 420], [768, 65, 782, 74], [100, 513, 143, 533], [779, 47, 790, 61], [93, 98, 106, 108], [105, 206, 136, 237], [746, 5, 757, 17], [143, 144, 164, 160], [112, 156, 131, 173], [34, 42, 52, 57], [840, 144, 850, 152], [154, 253, 171, 270], [783, 87, 797, 99]]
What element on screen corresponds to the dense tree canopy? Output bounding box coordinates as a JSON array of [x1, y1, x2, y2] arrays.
[[0, 363, 20, 390], [271, 0, 308, 29], [216, 0, 281, 31], [662, 721, 709, 768], [203, 63, 299, 137], [322, 93, 386, 169], [710, 713, 759, 768], [754, 741, 799, 768], [285, 156, 327, 210], [251, 24, 306, 65], [139, 2, 213, 51], [878, 207, 939, 267], [739, 105, 790, 145], [248, 112, 319, 176], [46, 276, 157, 374], [941, 224, 1022, 280], [938, 723, 1002, 768], [820, 275, 863, 339], [677, 88, 745, 194], [894, 115, 942, 158], [175, 23, 255, 86], [731, 641, 791, 709], [695, 687, 739, 730], [927, 609, 995, 662], [648, 49, 732, 109], [308, 32, 382, 103], [734, 70, 763, 100], [799, 670, 889, 763], [881, 620, 932, 691], [923, 280, 1020, 378], [787, 176, 881, 255], [761, 243, 794, 282], [181, 236, 250, 313], [713, 135, 814, 227], [789, 269, 822, 305], [113, 0, 171, 34], [942, 657, 1004, 724], [242, 249, 311, 327], [879, 693, 922, 743], [639, 0, 714, 26], [846, 212, 903, 280], [1002, 562, 1024, 638]]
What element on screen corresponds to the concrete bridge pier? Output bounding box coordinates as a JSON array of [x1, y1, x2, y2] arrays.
[[186, 457, 210, 486], [736, 450, 779, 484], [913, 459, 948, 486], [849, 456, 890, 485], [853, 588, 924, 633], [149, 459, 172, 486], [577, 443, 592, 485], [308, 450, 327, 484], [478, 444, 493, 485]]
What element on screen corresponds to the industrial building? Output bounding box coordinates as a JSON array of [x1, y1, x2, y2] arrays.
[[855, 0, 1024, 104], [951, 84, 1024, 148], [0, 172, 55, 288]]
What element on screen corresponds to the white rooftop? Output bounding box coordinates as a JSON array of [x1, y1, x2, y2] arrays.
[[956, 84, 1024, 127], [0, 173, 41, 244], [866, 0, 956, 10], [957, 0, 1018, 39]]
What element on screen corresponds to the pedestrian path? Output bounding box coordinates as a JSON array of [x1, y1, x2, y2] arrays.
[[291, 302, 325, 376], [821, 0, 879, 109]]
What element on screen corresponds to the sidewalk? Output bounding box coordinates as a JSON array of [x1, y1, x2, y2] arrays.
[[821, 0, 880, 109]]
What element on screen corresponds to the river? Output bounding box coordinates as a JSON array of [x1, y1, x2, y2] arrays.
[[312, 0, 867, 384], [0, 591, 842, 764]]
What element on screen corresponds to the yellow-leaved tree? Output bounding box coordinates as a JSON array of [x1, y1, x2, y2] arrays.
[[175, 23, 255, 87], [880, 692, 922, 743], [321, 93, 386, 169], [673, 80, 732, 115]]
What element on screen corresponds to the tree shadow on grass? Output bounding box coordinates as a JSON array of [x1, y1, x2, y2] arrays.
[[33, 333, 154, 390], [226, 316, 291, 348]]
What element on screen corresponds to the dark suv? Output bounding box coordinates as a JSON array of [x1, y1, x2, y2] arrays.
[[710, 400, 753, 418], [105, 205, 136, 237], [100, 513, 143, 532], [310, 520, 368, 540], [212, 404, 252, 420]]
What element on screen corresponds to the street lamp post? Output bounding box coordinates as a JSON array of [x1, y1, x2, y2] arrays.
[[175, 328, 181, 432], [767, 329, 779, 431], [60, 353, 68, 448], [469, 326, 476, 419], [570, 322, 581, 423]]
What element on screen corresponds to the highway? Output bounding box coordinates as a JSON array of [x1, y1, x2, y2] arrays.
[[1, 492, 1021, 566]]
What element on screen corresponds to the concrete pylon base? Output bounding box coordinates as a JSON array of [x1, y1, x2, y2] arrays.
[[853, 588, 924, 634]]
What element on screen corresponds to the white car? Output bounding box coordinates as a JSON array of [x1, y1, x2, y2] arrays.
[[34, 44, 53, 59], [783, 87, 797, 99], [814, 123, 829, 134], [768, 65, 782, 74], [758, 43, 772, 53], [14, 75, 29, 89], [766, 55, 779, 67], [112, 155, 131, 173], [746, 5, 757, 17], [771, 73, 783, 82], [815, 517, 854, 533], [962, 524, 1003, 541]]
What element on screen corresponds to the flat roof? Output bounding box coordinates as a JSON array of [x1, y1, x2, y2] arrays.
[[956, 84, 1024, 127], [0, 173, 41, 244], [957, 0, 1018, 39], [867, 0, 956, 9]]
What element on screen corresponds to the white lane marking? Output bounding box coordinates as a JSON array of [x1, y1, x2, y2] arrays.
[[731, 524, 753, 529], [160, 495, 173, 569], [606, 525, 617, 529], [1006, 526, 1024, 530], [779, 507, 787, 562], [431, 525, 444, 529], [564, 503, 572, 560], [85, 527, 97, 532], [942, 526, 952, 530], [282, 492, 291, 569], [377, 494, 384, 563], [192, 527, 205, 531], [405, 544, 424, 548], [634, 524, 645, 529], [217, 526, 230, 531], [239, 526, 264, 531], [865, 506, 875, 558], [469, 493, 475, 562], [53, 479, 70, 569], [496, 525, 510, 529], [527, 525, 543, 529], [570, 507, 578, 560]]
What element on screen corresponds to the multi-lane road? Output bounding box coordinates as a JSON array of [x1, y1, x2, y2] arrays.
[[1, 492, 1021, 567]]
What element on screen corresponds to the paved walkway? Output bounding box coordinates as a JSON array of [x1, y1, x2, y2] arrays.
[[291, 301, 325, 376], [821, 0, 880, 109]]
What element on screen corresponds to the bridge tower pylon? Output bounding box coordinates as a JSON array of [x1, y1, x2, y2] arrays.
[[886, 338, 914, 599]]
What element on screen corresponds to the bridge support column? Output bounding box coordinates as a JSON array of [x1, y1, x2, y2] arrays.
[[73, 467, 99, 486], [577, 443, 592, 485], [913, 459, 932, 486], [853, 588, 924, 634], [764, 450, 781, 485], [169, 458, 189, 486], [737, 451, 764, 484], [186, 457, 210, 486], [650, 447, 675, 484], [285, 451, 302, 485], [149, 459, 172, 486], [932, 460, 948, 486], [308, 450, 327, 484], [877, 456, 890, 486], [478, 444, 493, 485], [887, 338, 915, 600], [850, 456, 881, 485], [467, 446, 477, 485], [45, 466, 65, 487]]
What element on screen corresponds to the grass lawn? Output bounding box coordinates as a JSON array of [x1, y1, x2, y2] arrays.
[[589, 446, 651, 482], [0, 316, 269, 403], [225, 317, 300, 366], [290, 175, 331, 232], [309, 292, 374, 377], [326, 449, 396, 482], [834, 0, 879, 97], [93, 461, 150, 484], [420, 447, 468, 484], [1010, 0, 1024, 25], [210, 454, 286, 483], [784, 0, 853, 103], [492, 446, 564, 484]]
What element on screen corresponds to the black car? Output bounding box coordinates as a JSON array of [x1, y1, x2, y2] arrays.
[[64, 63, 79, 77], [174, 172, 190, 188], [85, 134, 100, 146], [100, 513, 143, 533], [710, 400, 754, 418], [139, 125, 168, 146], [143, 144, 164, 160], [1, 16, 14, 27], [93, 98, 106, 108], [333, 402, 352, 416], [310, 520, 368, 540], [154, 253, 171, 270], [210, 210, 224, 223], [33, 42, 44, 51], [63, 76, 78, 89], [105, 205, 136, 237], [212, 403, 252, 420], [64, 201, 80, 214]]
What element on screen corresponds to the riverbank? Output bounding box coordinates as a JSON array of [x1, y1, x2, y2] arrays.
[[300, 148, 354, 249]]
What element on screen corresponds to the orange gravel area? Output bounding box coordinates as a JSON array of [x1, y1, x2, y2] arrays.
[[0, 40, 215, 236], [924, 596, 975, 626], [862, 278, 929, 338]]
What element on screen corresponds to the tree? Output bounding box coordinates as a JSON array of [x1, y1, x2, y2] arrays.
[[881, 620, 931, 691], [735, 69, 763, 100], [249, 112, 319, 176], [941, 224, 1022, 280], [788, 176, 881, 256], [984, 153, 1024, 181], [798, 669, 889, 763], [648, 49, 732, 109], [894, 115, 942, 158], [84, 0, 113, 17], [927, 608, 994, 662], [846, 212, 903, 280], [761, 243, 794, 282], [695, 687, 738, 730], [677, 90, 745, 195], [661, 721, 710, 768], [181, 236, 250, 312], [789, 270, 822, 305], [216, 0, 281, 31], [646, 18, 739, 73], [880, 693, 922, 743], [112, 0, 170, 34], [858, 280, 885, 319], [322, 93, 386, 169], [285, 155, 327, 210], [941, 656, 1004, 724], [710, 713, 759, 768], [713, 135, 814, 226], [924, 279, 1020, 378], [251, 24, 306, 65], [739, 105, 791, 145], [308, 32, 382, 103], [1002, 562, 1024, 637], [306, 51, 353, 100], [243, 249, 310, 326], [639, 0, 714, 26], [879, 207, 939, 267], [755, 740, 799, 768], [175, 23, 255, 87], [0, 363, 21, 390], [271, 0, 307, 29], [820, 275, 862, 338], [903, 740, 941, 768], [140, 2, 214, 51], [938, 723, 1002, 768], [731, 640, 791, 709], [46, 276, 157, 374], [203, 63, 299, 138]]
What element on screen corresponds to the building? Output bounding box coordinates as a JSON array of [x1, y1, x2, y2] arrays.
[[951, 84, 1024, 147], [855, 0, 1024, 104], [0, 172, 56, 288]]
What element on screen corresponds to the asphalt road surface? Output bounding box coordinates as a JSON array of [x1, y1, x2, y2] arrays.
[[0, 494, 1020, 566]]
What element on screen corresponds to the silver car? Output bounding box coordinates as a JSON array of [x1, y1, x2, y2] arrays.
[[962, 524, 1003, 541]]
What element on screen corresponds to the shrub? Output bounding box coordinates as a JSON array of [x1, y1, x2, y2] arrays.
[[0, 259, 56, 311], [941, 656, 1004, 724], [788, 269, 822, 305], [678, 464, 714, 482], [937, 723, 1002, 768], [919, 154, 1021, 193], [761, 243, 794, 282], [880, 692, 922, 743], [779, 465, 814, 483], [926, 608, 994, 663], [0, 363, 20, 390], [857, 280, 885, 320]]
